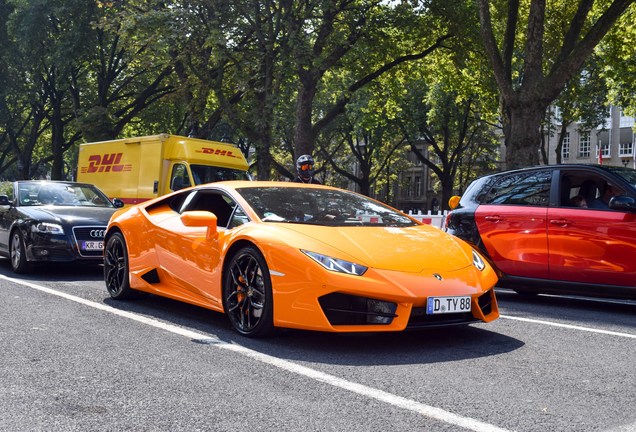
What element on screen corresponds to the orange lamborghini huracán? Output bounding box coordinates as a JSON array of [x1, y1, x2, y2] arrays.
[[104, 181, 499, 337]]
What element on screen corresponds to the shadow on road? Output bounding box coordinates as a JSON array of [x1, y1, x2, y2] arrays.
[[98, 292, 525, 367], [0, 256, 104, 281]]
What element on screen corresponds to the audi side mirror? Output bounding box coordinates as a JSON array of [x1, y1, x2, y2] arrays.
[[0, 195, 10, 206], [112, 198, 125, 208]]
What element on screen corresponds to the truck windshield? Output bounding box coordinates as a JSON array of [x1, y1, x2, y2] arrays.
[[191, 165, 251, 184]]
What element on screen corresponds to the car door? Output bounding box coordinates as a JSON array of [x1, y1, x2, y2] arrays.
[[474, 169, 552, 279], [151, 190, 224, 305], [0, 204, 11, 251], [547, 169, 636, 287], [0, 183, 17, 251]]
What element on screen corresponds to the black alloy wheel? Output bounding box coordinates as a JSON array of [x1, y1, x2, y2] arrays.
[[104, 232, 138, 299], [223, 246, 274, 337]]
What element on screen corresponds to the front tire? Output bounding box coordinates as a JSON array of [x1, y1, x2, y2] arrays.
[[104, 232, 138, 299], [222, 246, 274, 337], [10, 230, 31, 274]]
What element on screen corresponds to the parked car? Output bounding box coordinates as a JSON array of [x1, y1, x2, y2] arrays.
[[104, 181, 499, 337], [445, 164, 636, 299], [0, 180, 124, 273]]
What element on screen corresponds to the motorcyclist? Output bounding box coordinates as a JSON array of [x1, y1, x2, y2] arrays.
[[293, 154, 321, 184]]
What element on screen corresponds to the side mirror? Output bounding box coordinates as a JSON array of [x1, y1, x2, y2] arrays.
[[609, 195, 636, 212], [112, 198, 125, 208], [448, 195, 461, 210], [180, 210, 218, 241], [0, 195, 10, 206]]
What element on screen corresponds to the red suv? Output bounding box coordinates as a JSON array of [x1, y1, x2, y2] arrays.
[[445, 164, 636, 299]]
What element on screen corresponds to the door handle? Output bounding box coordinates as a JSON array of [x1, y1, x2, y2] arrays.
[[549, 218, 571, 226], [484, 215, 503, 222]]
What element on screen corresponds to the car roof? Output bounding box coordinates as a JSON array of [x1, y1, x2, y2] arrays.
[[208, 180, 335, 189], [16, 180, 95, 187], [481, 164, 611, 177]]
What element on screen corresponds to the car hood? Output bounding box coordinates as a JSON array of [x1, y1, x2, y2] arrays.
[[20, 206, 117, 224], [274, 224, 472, 273]]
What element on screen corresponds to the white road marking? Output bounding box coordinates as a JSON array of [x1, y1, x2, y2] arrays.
[[500, 315, 636, 339], [2, 274, 509, 432]]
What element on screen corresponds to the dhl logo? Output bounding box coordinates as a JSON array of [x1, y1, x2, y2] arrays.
[[196, 147, 241, 158], [80, 153, 133, 173]]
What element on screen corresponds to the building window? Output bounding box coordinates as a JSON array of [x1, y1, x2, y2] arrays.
[[562, 133, 570, 160], [619, 142, 634, 157], [597, 142, 611, 158], [415, 176, 421, 197], [578, 132, 591, 157], [602, 143, 611, 157], [406, 176, 412, 197], [618, 109, 635, 127]]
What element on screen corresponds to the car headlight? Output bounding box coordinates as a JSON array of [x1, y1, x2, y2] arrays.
[[472, 250, 486, 271], [301, 250, 368, 276], [32, 222, 64, 235]]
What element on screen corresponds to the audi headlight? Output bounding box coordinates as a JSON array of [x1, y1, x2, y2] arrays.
[[301, 250, 367, 276], [32, 222, 64, 235], [472, 250, 486, 271]]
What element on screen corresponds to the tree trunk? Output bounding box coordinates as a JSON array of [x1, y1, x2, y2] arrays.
[[293, 83, 317, 158], [539, 121, 549, 164], [50, 96, 65, 180], [505, 103, 544, 169], [359, 178, 371, 197], [255, 140, 271, 181], [440, 175, 455, 211], [555, 122, 568, 165]]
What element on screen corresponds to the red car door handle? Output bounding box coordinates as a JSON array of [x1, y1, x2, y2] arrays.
[[484, 215, 503, 222], [550, 218, 571, 226]]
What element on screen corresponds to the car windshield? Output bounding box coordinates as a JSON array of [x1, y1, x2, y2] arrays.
[[237, 186, 416, 227], [18, 182, 114, 207], [605, 166, 636, 189], [191, 164, 251, 184]]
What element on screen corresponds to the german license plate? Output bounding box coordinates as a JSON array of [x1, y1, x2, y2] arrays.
[[82, 241, 103, 251], [426, 296, 471, 314]]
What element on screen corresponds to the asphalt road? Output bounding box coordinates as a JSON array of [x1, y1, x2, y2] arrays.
[[1, 259, 634, 432]]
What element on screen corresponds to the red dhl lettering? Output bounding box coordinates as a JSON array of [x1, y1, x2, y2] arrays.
[[197, 147, 240, 158], [80, 153, 132, 173]]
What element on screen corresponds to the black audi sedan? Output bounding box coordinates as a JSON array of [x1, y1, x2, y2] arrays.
[[0, 180, 123, 273]]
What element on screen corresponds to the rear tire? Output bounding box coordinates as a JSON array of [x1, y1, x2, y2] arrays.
[[222, 246, 274, 337], [104, 232, 140, 299]]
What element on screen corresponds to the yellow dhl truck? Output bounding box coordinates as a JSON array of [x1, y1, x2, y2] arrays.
[[76, 134, 250, 205]]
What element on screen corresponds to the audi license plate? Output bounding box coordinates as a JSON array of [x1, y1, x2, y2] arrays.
[[82, 241, 104, 251], [426, 296, 471, 314]]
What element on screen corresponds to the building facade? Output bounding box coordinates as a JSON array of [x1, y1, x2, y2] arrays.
[[394, 144, 439, 214], [546, 106, 635, 168]]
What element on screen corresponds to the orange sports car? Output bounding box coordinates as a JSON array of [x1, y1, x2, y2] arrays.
[[104, 181, 499, 337]]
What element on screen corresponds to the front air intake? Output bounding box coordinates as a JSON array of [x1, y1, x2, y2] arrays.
[[318, 293, 397, 326]]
